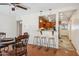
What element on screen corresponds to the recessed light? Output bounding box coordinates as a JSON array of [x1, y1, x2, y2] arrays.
[[49, 9, 52, 11], [40, 11, 43, 12]]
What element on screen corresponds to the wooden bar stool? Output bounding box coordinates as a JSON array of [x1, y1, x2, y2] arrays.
[[13, 32, 29, 56]]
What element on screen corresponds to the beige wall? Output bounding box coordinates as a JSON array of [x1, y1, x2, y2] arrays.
[[0, 14, 17, 38], [18, 7, 79, 49], [70, 10, 79, 54]]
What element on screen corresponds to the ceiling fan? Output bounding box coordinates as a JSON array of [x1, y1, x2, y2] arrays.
[[0, 3, 28, 11]]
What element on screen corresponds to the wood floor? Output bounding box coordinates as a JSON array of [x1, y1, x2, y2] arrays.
[[59, 30, 75, 50], [27, 44, 78, 56], [59, 36, 75, 50], [0, 44, 78, 56]]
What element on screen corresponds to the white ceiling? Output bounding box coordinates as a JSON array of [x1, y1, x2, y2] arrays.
[[0, 3, 79, 16], [16, 3, 79, 16], [23, 3, 79, 13]]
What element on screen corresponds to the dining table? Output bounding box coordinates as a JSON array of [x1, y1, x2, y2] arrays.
[[0, 38, 15, 53]]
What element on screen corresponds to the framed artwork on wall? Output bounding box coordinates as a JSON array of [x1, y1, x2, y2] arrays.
[[39, 14, 56, 31]]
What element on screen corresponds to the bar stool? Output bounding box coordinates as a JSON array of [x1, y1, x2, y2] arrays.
[[40, 36, 47, 47], [41, 36, 50, 51], [33, 36, 41, 46], [48, 37, 55, 48]]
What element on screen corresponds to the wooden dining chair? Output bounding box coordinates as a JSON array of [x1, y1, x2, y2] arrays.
[[12, 32, 29, 56]]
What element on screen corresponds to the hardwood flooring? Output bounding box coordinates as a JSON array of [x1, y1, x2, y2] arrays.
[[27, 44, 78, 56]]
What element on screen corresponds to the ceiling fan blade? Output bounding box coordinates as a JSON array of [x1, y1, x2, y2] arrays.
[[16, 5, 28, 10], [11, 3, 20, 6], [0, 3, 28, 11], [11, 3, 28, 10], [0, 3, 9, 5]]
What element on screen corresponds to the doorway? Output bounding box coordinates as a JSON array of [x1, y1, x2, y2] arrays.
[[17, 20, 22, 36]]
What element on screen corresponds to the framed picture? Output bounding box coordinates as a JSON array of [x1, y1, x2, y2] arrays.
[[39, 14, 56, 31]]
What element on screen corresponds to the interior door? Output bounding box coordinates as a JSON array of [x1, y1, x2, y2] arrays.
[[17, 20, 22, 36]]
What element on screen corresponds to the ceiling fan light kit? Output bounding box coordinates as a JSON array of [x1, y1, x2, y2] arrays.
[[12, 7, 15, 11]]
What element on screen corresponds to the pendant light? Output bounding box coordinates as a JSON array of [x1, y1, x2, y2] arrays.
[[39, 10, 44, 35], [48, 9, 52, 22]]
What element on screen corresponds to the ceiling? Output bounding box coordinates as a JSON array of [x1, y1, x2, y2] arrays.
[[23, 3, 79, 13], [0, 3, 79, 16], [16, 3, 79, 16]]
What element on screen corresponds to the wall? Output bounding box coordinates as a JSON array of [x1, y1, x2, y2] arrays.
[[0, 13, 17, 38], [21, 12, 58, 48], [20, 7, 79, 48], [21, 13, 40, 44], [70, 10, 79, 54]]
